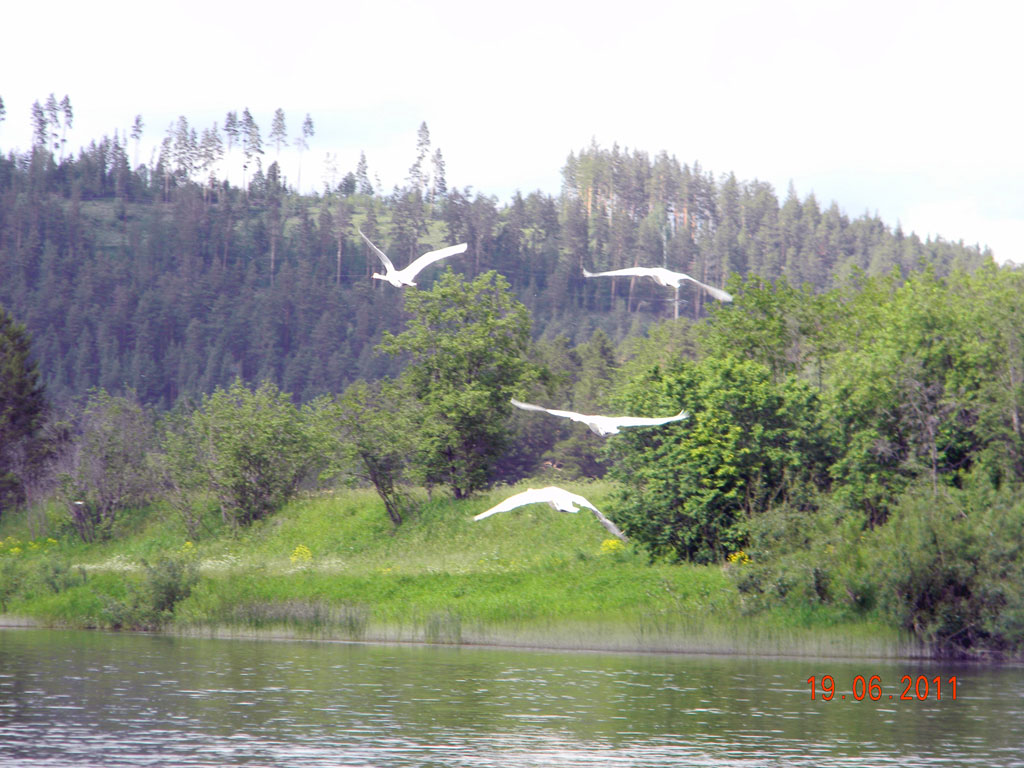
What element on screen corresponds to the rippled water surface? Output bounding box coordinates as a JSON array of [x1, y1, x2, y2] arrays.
[[1, 628, 1021, 766]]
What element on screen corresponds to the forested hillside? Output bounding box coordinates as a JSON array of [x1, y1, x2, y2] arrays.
[[0, 109, 992, 407]]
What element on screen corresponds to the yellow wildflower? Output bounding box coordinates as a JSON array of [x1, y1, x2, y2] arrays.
[[290, 544, 313, 564], [600, 538, 626, 555]]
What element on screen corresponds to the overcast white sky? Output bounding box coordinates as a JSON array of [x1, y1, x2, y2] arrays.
[[3, 0, 1022, 263]]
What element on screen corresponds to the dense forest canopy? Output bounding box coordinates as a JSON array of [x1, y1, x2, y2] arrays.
[[0, 99, 992, 408]]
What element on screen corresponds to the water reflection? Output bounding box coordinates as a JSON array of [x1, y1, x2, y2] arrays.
[[0, 628, 1021, 767]]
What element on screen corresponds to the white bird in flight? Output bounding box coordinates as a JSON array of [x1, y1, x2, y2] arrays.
[[582, 266, 733, 302], [511, 398, 688, 437], [359, 229, 468, 287], [473, 485, 628, 541]]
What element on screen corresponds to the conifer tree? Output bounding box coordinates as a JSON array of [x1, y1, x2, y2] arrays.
[[59, 95, 72, 160], [0, 306, 47, 515], [223, 110, 239, 184], [355, 151, 372, 195], [293, 113, 314, 193], [269, 108, 287, 157], [431, 148, 447, 202], [240, 108, 262, 193], [30, 100, 47, 148], [130, 114, 144, 168]]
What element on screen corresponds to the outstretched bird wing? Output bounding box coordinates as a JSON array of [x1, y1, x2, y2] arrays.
[[358, 229, 395, 272], [558, 489, 598, 512], [511, 398, 595, 426], [473, 487, 558, 521], [403, 242, 468, 278], [583, 267, 656, 279], [607, 409, 689, 429], [683, 276, 733, 302]]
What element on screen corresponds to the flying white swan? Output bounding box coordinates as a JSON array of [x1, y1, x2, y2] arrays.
[[582, 266, 733, 302], [359, 229, 468, 287], [473, 486, 628, 541], [511, 398, 688, 437]]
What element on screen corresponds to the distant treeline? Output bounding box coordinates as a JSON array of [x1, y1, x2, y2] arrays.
[[0, 119, 992, 407]]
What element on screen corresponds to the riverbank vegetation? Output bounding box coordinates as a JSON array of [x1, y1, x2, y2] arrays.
[[2, 104, 1022, 660], [0, 484, 910, 658]]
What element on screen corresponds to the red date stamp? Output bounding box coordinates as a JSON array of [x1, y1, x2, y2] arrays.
[[807, 675, 957, 701]]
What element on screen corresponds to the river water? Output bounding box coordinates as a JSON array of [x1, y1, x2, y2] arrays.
[[0, 628, 1021, 767]]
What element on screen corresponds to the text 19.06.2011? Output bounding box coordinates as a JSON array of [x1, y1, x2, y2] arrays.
[[807, 675, 957, 701]]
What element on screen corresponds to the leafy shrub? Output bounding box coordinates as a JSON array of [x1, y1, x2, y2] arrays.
[[735, 478, 1024, 658], [732, 499, 875, 614], [869, 483, 1024, 658], [165, 379, 327, 528], [99, 555, 200, 630], [54, 390, 159, 542]]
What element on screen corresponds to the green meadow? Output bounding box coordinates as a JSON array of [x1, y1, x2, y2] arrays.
[[0, 482, 913, 659]]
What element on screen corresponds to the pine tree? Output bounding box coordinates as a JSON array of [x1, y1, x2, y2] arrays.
[[172, 116, 197, 184], [44, 94, 60, 155], [355, 151, 372, 195], [199, 123, 224, 197], [30, 101, 47, 148], [223, 110, 239, 184], [59, 95, 72, 161], [408, 121, 430, 194], [432, 148, 448, 198], [269, 108, 287, 157], [0, 305, 48, 515], [130, 114, 144, 168], [240, 108, 262, 194], [293, 113, 314, 193]]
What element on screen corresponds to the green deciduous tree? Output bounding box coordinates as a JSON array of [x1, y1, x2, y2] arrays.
[[378, 270, 539, 498], [329, 379, 415, 526], [609, 355, 832, 563], [165, 379, 324, 527], [56, 390, 158, 542]]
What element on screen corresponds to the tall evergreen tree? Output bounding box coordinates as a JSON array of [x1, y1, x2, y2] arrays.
[[431, 148, 447, 201], [59, 95, 72, 160], [408, 121, 430, 194], [294, 113, 314, 193], [130, 114, 144, 168], [355, 151, 372, 195], [30, 100, 47, 148], [0, 305, 48, 515], [269, 108, 287, 157], [223, 110, 239, 184], [240, 108, 262, 193]]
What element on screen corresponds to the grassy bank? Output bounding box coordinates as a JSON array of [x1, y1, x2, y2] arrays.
[[0, 482, 915, 658]]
